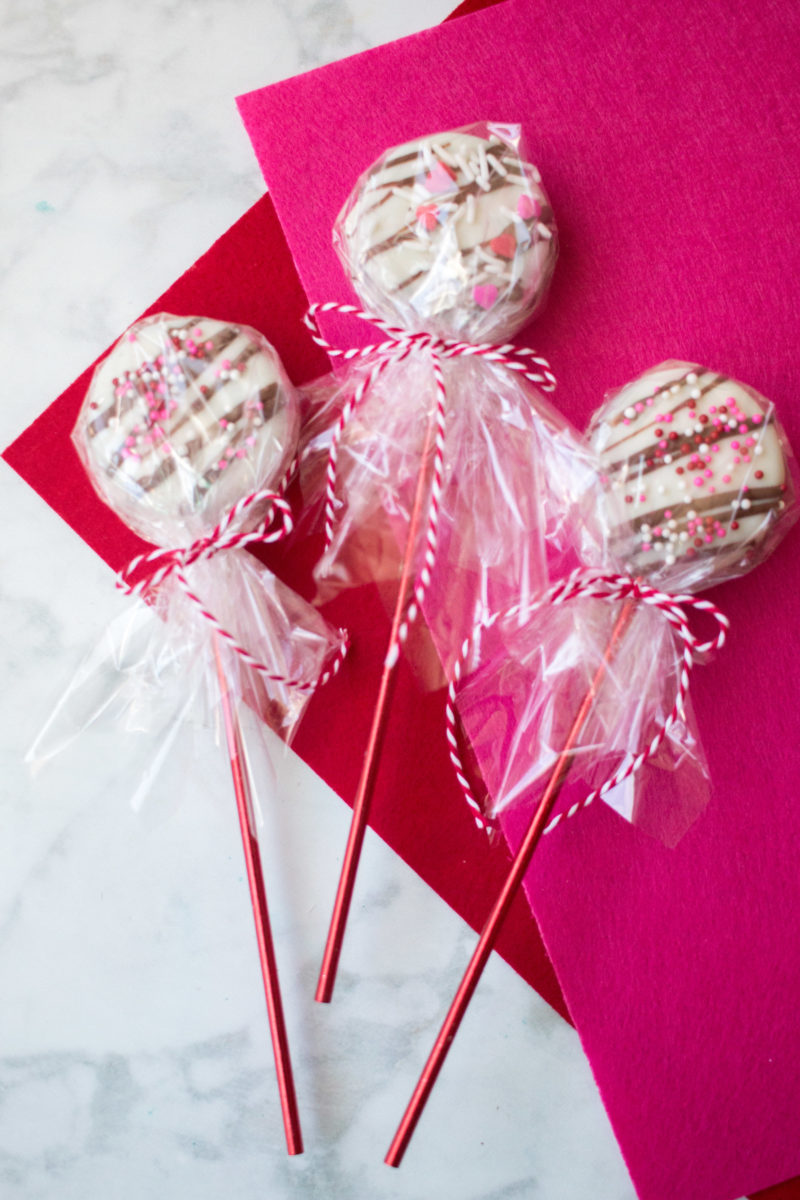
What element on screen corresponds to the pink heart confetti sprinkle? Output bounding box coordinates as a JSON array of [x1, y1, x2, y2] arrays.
[[516, 193, 540, 220], [473, 283, 499, 310], [423, 160, 457, 194], [416, 203, 439, 231], [489, 233, 517, 260]]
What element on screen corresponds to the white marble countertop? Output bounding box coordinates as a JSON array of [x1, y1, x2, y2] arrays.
[[0, 3, 701, 1197]]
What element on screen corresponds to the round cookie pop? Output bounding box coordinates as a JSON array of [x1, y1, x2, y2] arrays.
[[74, 314, 299, 543], [385, 368, 798, 1164], [73, 313, 309, 1154], [590, 362, 796, 591], [334, 123, 557, 341]]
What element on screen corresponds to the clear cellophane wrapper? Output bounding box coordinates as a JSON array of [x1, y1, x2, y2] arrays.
[[30, 313, 345, 808], [28, 552, 345, 810], [298, 353, 607, 683], [454, 597, 710, 847], [454, 364, 800, 845]]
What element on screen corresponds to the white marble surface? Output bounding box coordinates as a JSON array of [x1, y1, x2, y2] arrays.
[[0, 2, 655, 1196]]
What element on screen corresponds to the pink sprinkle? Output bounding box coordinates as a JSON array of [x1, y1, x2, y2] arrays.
[[245, 435, 257, 446], [709, 405, 717, 413], [694, 476, 704, 486], [659, 440, 668, 450], [193, 326, 203, 337], [639, 493, 646, 503], [708, 485, 716, 494], [653, 526, 662, 537], [236, 448, 246, 458], [664, 413, 672, 422], [717, 528, 726, 537], [746, 436, 756, 446], [734, 456, 741, 464], [623, 418, 631, 426], [704, 469, 713, 478], [635, 402, 644, 413], [705, 455, 713, 464], [217, 460, 226, 470], [473, 283, 499, 310], [219, 418, 228, 429], [731, 440, 740, 449], [713, 445, 721, 452], [705, 534, 713, 543], [516, 194, 538, 219], [646, 397, 654, 406], [742, 453, 751, 462], [205, 341, 213, 351], [225, 447, 235, 458], [127, 332, 136, 342], [664, 510, 672, 519], [739, 423, 748, 433], [722, 474, 732, 483], [642, 542, 652, 552], [222, 359, 231, 369], [753, 413, 763, 424]]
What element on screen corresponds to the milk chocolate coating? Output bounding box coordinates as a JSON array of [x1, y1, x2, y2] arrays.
[[589, 362, 796, 591], [75, 315, 299, 544], [335, 125, 557, 341]]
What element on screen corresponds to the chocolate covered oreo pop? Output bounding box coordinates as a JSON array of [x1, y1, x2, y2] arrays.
[[67, 314, 347, 1155], [335, 124, 557, 341], [590, 361, 797, 590], [75, 314, 298, 543]]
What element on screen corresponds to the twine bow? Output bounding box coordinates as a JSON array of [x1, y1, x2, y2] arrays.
[[304, 302, 557, 665], [118, 486, 348, 691], [445, 568, 730, 834]]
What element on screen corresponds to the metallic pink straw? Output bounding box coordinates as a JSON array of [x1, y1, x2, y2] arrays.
[[385, 598, 636, 1166], [213, 637, 303, 1156], [315, 409, 439, 1004]]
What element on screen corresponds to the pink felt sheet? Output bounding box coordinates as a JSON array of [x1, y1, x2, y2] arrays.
[[237, 1, 800, 1197]]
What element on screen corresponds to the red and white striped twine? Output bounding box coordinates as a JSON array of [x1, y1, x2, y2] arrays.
[[304, 302, 557, 667], [444, 569, 729, 835], [117, 487, 349, 692]]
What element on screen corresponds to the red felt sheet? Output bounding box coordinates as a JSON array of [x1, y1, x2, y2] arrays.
[[2, 141, 566, 1027]]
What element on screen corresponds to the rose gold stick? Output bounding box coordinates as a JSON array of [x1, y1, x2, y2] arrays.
[[315, 410, 438, 1004], [213, 637, 303, 1156], [385, 598, 636, 1167]]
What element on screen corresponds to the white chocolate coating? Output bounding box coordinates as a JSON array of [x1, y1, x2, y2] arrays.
[[335, 125, 557, 340], [75, 315, 299, 544], [589, 361, 795, 591]]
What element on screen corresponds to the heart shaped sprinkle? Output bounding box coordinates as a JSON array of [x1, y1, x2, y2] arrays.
[[423, 160, 457, 194], [416, 203, 439, 232], [473, 283, 499, 310], [489, 233, 517, 260], [516, 193, 540, 220]]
